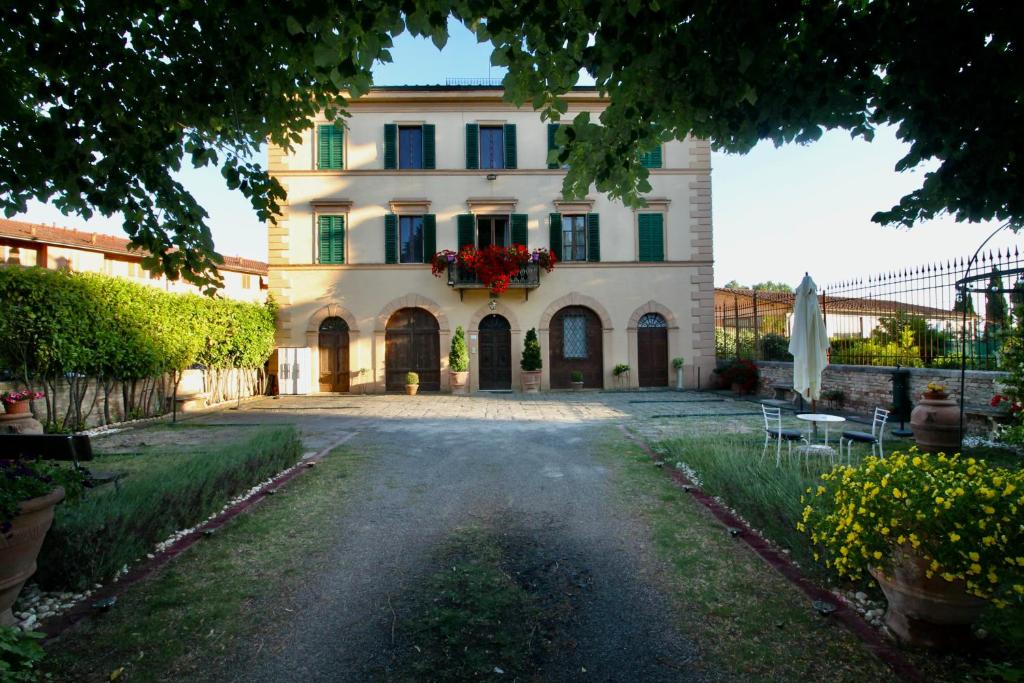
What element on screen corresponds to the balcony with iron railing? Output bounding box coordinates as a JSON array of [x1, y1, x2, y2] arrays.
[[446, 262, 541, 300]]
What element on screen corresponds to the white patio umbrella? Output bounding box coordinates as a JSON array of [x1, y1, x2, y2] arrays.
[[788, 273, 830, 407]]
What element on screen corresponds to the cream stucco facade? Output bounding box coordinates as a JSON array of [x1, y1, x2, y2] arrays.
[[268, 86, 715, 393]]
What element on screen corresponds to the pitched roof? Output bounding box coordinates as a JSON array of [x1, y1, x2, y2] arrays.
[[0, 218, 268, 276], [714, 287, 970, 320]]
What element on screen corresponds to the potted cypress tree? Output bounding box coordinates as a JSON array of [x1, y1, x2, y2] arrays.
[[570, 371, 584, 390], [520, 328, 542, 392], [449, 326, 470, 394], [404, 372, 419, 396]]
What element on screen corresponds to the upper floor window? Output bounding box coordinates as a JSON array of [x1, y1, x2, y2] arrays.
[[561, 215, 587, 262], [318, 215, 345, 264], [640, 145, 663, 169], [400, 215, 425, 263], [399, 126, 423, 169], [479, 126, 505, 169], [466, 123, 516, 170], [638, 212, 665, 262], [477, 216, 509, 248], [317, 124, 344, 170]]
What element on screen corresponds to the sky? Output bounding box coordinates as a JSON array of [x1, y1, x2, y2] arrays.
[[15, 19, 1012, 289]]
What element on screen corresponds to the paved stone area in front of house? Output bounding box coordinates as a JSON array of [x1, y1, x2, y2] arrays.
[[188, 390, 728, 681]]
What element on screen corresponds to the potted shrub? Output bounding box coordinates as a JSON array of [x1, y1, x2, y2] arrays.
[[802, 449, 1024, 648], [672, 357, 685, 390], [0, 391, 44, 416], [721, 359, 758, 395], [404, 372, 419, 396], [449, 326, 470, 395], [570, 371, 584, 391], [520, 328, 542, 392], [0, 459, 84, 626], [613, 363, 630, 388]]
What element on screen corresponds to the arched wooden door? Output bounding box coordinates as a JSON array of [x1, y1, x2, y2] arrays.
[[637, 313, 669, 387], [549, 306, 603, 388], [318, 316, 350, 392], [478, 314, 511, 390], [385, 308, 440, 391]]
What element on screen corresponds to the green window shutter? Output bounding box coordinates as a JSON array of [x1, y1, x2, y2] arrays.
[[587, 213, 600, 262], [549, 213, 562, 256], [383, 124, 397, 169], [422, 214, 436, 261], [503, 123, 517, 169], [318, 215, 332, 263], [422, 124, 436, 169], [457, 214, 475, 249], [640, 145, 663, 169], [547, 123, 561, 169], [465, 124, 479, 169], [331, 215, 345, 264], [319, 216, 344, 264], [384, 214, 398, 264], [638, 213, 665, 262], [511, 213, 528, 246], [318, 124, 344, 170]]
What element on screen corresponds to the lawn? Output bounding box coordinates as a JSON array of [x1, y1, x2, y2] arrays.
[[644, 411, 1024, 683]]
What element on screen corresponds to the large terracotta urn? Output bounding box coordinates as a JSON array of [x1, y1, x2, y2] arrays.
[[869, 547, 987, 648], [0, 401, 43, 435], [450, 371, 469, 395], [2, 401, 31, 416], [910, 393, 961, 453], [520, 370, 541, 393], [0, 487, 65, 626]]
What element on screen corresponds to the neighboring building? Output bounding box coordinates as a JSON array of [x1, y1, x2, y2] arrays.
[[267, 86, 714, 393], [0, 218, 268, 302]]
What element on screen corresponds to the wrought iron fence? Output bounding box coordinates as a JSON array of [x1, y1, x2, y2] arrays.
[[716, 245, 1024, 370]]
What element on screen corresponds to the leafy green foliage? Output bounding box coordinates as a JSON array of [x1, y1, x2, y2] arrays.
[[0, 626, 46, 683], [569, 371, 583, 383], [0, 460, 86, 529], [405, 371, 419, 385], [0, 266, 276, 380], [36, 426, 302, 590], [2, 3, 1019, 285], [758, 333, 792, 361], [449, 326, 469, 372], [613, 363, 630, 376], [520, 328, 542, 371], [722, 280, 793, 293], [987, 268, 1011, 334], [831, 328, 925, 368]]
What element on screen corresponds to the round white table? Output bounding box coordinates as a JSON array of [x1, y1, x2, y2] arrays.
[[796, 413, 846, 446]]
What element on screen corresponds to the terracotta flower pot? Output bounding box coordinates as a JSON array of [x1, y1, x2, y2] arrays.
[[450, 371, 469, 395], [520, 370, 542, 393], [910, 394, 961, 453], [405, 384, 419, 396], [2, 401, 30, 416], [869, 547, 987, 648], [0, 487, 66, 626]]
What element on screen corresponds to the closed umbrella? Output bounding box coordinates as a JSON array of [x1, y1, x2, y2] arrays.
[[789, 273, 830, 407]]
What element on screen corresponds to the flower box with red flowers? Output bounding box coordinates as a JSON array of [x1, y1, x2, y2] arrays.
[[431, 245, 556, 296]]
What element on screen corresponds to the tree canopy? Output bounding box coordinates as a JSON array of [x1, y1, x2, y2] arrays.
[[2, 1, 1020, 288], [722, 280, 793, 293]]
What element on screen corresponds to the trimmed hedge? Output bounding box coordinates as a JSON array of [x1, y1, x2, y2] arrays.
[[35, 426, 302, 590], [0, 265, 276, 426]]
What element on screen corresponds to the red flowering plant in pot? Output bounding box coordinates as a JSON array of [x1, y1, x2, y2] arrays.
[[0, 391, 44, 416], [431, 245, 556, 296]]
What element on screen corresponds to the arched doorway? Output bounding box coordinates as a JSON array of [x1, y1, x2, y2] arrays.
[[637, 313, 668, 387], [549, 306, 603, 388], [318, 317, 350, 392], [385, 308, 440, 391], [478, 314, 512, 390]]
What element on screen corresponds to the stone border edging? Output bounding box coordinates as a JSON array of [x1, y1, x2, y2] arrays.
[[618, 425, 925, 683], [40, 432, 356, 644]]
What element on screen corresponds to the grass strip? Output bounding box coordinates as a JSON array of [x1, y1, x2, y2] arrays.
[[43, 446, 370, 682], [36, 425, 302, 590]]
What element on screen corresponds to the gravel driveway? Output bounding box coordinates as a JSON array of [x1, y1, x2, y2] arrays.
[[204, 393, 707, 681]]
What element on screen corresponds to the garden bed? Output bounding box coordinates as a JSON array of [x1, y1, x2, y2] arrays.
[[653, 431, 1024, 681], [33, 424, 303, 591]]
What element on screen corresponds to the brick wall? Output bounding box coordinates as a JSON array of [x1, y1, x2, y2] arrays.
[[756, 361, 1006, 431]]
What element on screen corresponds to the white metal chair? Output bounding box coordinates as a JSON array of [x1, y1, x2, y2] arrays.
[[761, 404, 804, 466], [839, 408, 890, 463]]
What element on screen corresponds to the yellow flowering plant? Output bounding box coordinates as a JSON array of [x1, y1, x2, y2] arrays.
[[800, 448, 1024, 606]]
